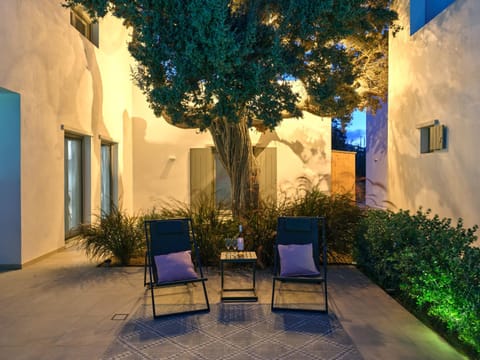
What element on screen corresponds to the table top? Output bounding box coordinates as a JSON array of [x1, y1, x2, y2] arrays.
[[220, 251, 257, 262]]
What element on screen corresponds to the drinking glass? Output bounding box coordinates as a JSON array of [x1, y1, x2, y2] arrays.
[[225, 238, 232, 251]]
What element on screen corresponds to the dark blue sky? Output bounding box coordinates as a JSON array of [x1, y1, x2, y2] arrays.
[[346, 110, 366, 146]]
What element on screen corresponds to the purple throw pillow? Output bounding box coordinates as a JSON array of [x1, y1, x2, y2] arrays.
[[154, 250, 198, 283], [278, 243, 320, 277]]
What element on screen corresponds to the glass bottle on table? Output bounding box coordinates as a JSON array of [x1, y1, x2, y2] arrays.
[[237, 224, 244, 253]]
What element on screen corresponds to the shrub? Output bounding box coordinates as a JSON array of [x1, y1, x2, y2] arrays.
[[142, 196, 238, 266], [143, 183, 364, 267], [354, 208, 416, 289], [284, 177, 363, 262], [242, 198, 280, 267], [141, 178, 364, 267], [80, 206, 145, 266], [235, 187, 363, 267], [355, 208, 480, 357]]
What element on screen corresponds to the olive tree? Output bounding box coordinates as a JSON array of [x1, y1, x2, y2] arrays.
[[65, 0, 398, 216]]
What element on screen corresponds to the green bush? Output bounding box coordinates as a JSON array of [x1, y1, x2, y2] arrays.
[[283, 178, 363, 261], [355, 208, 480, 357], [354, 208, 416, 289], [143, 179, 363, 267], [241, 199, 280, 267], [222, 178, 363, 266], [141, 196, 238, 266], [80, 206, 145, 266]]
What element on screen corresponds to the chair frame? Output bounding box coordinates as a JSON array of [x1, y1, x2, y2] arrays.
[[144, 218, 210, 318], [271, 216, 328, 313]]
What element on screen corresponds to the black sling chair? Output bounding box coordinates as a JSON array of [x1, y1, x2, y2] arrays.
[[144, 218, 210, 318], [271, 216, 328, 313]]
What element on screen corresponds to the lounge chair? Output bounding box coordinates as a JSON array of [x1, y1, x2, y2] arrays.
[[271, 216, 328, 312], [144, 218, 210, 318]]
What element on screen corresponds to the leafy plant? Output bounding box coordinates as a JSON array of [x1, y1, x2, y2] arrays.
[[80, 206, 145, 266], [354, 208, 416, 289], [242, 198, 280, 267], [144, 178, 364, 267], [284, 177, 363, 262], [142, 195, 238, 266], [355, 208, 480, 357]]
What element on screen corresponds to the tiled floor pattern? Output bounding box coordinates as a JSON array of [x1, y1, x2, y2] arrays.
[[103, 303, 362, 360]]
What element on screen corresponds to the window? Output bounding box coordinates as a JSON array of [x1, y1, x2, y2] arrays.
[[410, 0, 455, 35], [190, 147, 277, 210], [418, 120, 447, 153], [100, 141, 118, 216], [101, 143, 112, 215], [70, 6, 99, 46], [64, 136, 84, 237]]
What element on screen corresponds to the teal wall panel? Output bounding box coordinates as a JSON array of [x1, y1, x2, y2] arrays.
[[0, 87, 21, 267]]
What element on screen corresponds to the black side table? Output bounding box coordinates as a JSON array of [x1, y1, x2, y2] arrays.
[[220, 251, 258, 302]]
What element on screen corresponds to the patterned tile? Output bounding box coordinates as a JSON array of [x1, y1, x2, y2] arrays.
[[102, 304, 363, 360]]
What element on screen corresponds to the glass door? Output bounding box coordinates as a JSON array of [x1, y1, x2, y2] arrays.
[[100, 143, 113, 216], [64, 137, 83, 237]]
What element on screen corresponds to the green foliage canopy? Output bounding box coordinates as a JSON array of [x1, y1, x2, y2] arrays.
[[65, 0, 398, 126]]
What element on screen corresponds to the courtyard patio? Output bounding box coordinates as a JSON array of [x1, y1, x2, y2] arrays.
[[0, 245, 466, 359]]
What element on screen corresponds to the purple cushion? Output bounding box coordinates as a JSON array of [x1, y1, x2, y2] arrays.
[[278, 243, 320, 277], [154, 250, 198, 283]]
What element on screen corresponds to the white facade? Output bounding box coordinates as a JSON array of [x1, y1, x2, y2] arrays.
[[371, 0, 480, 241], [366, 101, 388, 209], [0, 0, 135, 266], [0, 0, 332, 267], [132, 86, 332, 210]]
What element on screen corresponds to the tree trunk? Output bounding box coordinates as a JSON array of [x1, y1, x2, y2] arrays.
[[208, 117, 259, 217]]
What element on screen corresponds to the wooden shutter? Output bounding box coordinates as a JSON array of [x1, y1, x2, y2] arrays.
[[256, 147, 277, 203], [190, 148, 214, 206], [430, 124, 444, 151]]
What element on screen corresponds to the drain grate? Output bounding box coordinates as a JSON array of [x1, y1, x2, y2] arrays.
[[111, 313, 129, 321]]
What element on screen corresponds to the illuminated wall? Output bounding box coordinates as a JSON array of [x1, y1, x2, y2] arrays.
[[260, 113, 331, 198], [132, 94, 332, 211], [366, 101, 388, 209], [0, 0, 333, 266], [0, 0, 134, 265], [388, 0, 480, 239]]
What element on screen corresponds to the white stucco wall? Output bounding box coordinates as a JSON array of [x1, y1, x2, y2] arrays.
[[388, 0, 480, 235], [256, 113, 331, 198], [132, 97, 332, 212], [0, 0, 134, 265], [131, 88, 213, 209], [366, 101, 389, 209], [0, 0, 333, 265]]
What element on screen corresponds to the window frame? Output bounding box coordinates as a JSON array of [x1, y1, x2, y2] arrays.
[[100, 142, 113, 216], [417, 120, 447, 154], [70, 6, 99, 47], [100, 140, 118, 216], [64, 134, 84, 238]]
